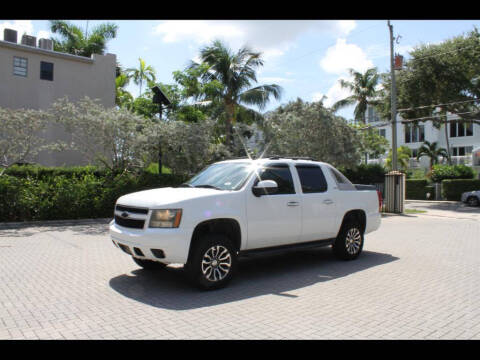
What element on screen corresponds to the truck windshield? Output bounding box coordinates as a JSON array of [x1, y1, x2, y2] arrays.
[[183, 162, 254, 191]]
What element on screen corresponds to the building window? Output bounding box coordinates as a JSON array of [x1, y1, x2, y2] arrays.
[[451, 146, 473, 156], [404, 124, 425, 143], [40, 61, 54, 81], [379, 129, 386, 138], [13, 56, 28, 77], [450, 121, 473, 137], [411, 148, 418, 158]]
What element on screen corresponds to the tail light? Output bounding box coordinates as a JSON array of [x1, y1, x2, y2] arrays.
[[377, 190, 383, 212]]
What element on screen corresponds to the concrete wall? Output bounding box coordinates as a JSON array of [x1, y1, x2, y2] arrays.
[[0, 40, 116, 166]]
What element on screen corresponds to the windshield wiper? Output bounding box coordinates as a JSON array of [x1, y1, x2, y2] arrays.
[[178, 183, 194, 188], [194, 184, 222, 190]]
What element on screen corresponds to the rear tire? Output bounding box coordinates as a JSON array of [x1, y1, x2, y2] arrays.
[[467, 196, 479, 207], [332, 220, 364, 260], [185, 234, 238, 290], [132, 257, 167, 270]]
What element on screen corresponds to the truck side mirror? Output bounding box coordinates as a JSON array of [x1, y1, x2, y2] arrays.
[[252, 180, 278, 197]]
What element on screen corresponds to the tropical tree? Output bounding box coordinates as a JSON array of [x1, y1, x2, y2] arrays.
[[126, 58, 156, 97], [189, 40, 283, 147], [332, 67, 380, 123], [263, 99, 363, 168], [115, 72, 133, 108], [417, 141, 449, 170], [385, 146, 412, 171], [49, 20, 117, 57]]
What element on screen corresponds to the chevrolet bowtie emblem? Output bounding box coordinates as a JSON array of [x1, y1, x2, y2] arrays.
[[121, 212, 129, 218]]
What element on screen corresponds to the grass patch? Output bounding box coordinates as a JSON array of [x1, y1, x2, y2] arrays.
[[404, 209, 427, 214]]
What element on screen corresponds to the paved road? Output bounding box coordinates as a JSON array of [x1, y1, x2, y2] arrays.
[[1, 212, 479, 339]]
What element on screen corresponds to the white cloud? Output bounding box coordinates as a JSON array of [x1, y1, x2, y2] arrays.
[[312, 75, 353, 108], [258, 77, 293, 83], [0, 20, 52, 41], [320, 38, 373, 75], [153, 20, 357, 61]]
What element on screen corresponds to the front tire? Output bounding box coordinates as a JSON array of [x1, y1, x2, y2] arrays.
[[467, 196, 479, 207], [332, 220, 364, 260], [185, 234, 238, 290], [132, 257, 167, 270]]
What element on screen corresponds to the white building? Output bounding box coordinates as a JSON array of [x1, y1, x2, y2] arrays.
[[365, 105, 480, 173]]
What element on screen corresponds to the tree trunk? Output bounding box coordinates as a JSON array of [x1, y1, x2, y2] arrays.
[[225, 102, 235, 150], [443, 111, 452, 165]]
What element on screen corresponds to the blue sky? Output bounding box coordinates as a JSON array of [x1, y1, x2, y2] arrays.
[[2, 20, 480, 120]]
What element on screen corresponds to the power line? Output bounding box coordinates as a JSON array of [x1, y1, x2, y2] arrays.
[[401, 111, 480, 123], [397, 98, 480, 112], [400, 44, 478, 63]]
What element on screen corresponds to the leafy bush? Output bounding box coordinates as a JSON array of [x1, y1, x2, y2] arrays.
[[406, 179, 435, 200], [406, 168, 427, 180], [339, 164, 386, 184], [441, 179, 480, 201], [429, 164, 475, 183], [0, 170, 187, 222], [3, 164, 110, 179]]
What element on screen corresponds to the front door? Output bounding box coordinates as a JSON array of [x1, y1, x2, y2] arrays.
[[246, 163, 302, 249]]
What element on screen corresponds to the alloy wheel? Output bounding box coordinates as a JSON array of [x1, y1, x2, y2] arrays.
[[201, 245, 232, 282]]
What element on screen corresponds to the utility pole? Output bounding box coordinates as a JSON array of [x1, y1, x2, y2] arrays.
[[388, 20, 398, 172]]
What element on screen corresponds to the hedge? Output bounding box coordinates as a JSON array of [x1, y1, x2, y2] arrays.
[[405, 179, 436, 200], [0, 171, 187, 222], [339, 164, 386, 185], [441, 179, 480, 201], [3, 164, 111, 179], [430, 164, 475, 183]]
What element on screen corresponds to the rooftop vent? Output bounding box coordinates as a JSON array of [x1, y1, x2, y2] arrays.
[[4, 28, 17, 43], [38, 38, 53, 51], [21, 34, 36, 47]]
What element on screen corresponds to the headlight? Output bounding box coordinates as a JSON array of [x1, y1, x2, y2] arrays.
[[149, 209, 182, 228]]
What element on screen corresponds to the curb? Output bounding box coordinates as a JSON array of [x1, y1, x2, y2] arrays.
[[405, 200, 461, 204], [0, 218, 112, 230]]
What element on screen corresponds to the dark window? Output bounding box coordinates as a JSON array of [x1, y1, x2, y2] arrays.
[[405, 125, 411, 143], [379, 129, 386, 138], [13, 56, 27, 77], [295, 165, 328, 193], [458, 122, 465, 137], [419, 125, 425, 142], [256, 164, 295, 195], [450, 121, 457, 137], [466, 122, 473, 136], [40, 61, 53, 81]]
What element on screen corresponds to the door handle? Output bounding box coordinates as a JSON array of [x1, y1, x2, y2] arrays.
[[323, 199, 334, 205], [287, 201, 299, 207]]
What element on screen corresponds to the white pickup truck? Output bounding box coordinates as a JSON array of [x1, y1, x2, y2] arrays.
[[110, 157, 382, 290]]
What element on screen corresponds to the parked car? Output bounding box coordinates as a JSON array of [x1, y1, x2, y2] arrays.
[[110, 157, 382, 290], [461, 190, 480, 207]]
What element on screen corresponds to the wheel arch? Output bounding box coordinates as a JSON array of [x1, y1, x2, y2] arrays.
[[187, 218, 242, 263], [337, 209, 366, 236]]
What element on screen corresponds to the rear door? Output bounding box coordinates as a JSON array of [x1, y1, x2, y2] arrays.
[[246, 163, 302, 249], [295, 164, 339, 241]]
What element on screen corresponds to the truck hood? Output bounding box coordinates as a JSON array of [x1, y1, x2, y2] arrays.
[[116, 187, 228, 208]]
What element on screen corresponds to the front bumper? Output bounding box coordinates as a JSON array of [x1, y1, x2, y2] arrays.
[[109, 220, 193, 264]]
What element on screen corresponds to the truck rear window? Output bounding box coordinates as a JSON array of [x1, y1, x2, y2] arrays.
[[295, 165, 328, 193]]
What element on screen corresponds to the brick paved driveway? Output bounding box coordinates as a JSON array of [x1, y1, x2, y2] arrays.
[[1, 212, 479, 339]]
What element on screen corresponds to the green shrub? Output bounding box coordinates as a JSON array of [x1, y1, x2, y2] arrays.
[[339, 164, 386, 184], [441, 179, 480, 201], [406, 168, 427, 180], [430, 164, 475, 183], [4, 164, 110, 179], [406, 179, 430, 200], [0, 171, 188, 222]]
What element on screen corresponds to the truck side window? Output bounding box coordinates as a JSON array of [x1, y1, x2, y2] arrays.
[[256, 164, 295, 195], [329, 167, 356, 191], [295, 165, 328, 193]]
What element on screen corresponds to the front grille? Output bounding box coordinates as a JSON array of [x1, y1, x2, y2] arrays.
[[114, 215, 145, 229], [115, 204, 148, 214], [133, 247, 144, 257]]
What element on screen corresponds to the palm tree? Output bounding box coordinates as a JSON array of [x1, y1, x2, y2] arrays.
[[126, 58, 156, 97], [115, 73, 133, 108], [189, 40, 282, 146], [417, 141, 449, 170], [332, 68, 380, 123], [49, 20, 117, 57]]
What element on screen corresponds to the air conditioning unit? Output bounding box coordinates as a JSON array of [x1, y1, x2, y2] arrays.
[[21, 34, 37, 47], [38, 38, 53, 51], [4, 28, 17, 43]]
